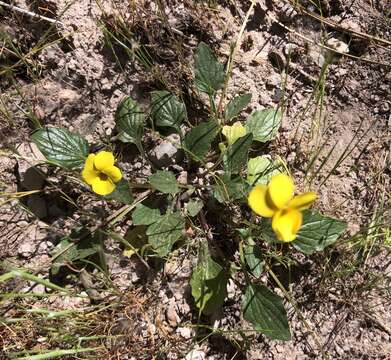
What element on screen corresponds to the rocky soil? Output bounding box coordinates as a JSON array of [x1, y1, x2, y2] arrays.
[[0, 0, 390, 359]]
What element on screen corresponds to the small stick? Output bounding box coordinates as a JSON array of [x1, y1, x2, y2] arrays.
[[0, 1, 64, 27]]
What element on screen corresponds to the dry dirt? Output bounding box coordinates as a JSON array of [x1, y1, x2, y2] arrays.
[[0, 0, 390, 359]]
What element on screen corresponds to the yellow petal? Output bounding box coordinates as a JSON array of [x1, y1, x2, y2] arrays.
[[272, 209, 302, 242], [91, 176, 115, 196], [248, 185, 275, 218], [93, 151, 115, 171], [102, 165, 122, 183], [82, 154, 99, 185], [288, 192, 317, 210], [222, 122, 246, 146], [123, 248, 136, 258], [267, 173, 294, 209]]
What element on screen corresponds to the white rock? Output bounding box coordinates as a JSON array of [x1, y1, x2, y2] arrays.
[[326, 38, 349, 54], [227, 279, 237, 300], [177, 171, 188, 185], [18, 242, 36, 258], [149, 133, 183, 168], [165, 300, 180, 328], [177, 326, 193, 339], [185, 350, 206, 360]]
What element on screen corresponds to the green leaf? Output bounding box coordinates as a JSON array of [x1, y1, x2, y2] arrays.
[[31, 128, 88, 169], [190, 245, 228, 315], [150, 90, 186, 131], [242, 284, 291, 341], [259, 210, 347, 251], [223, 133, 253, 174], [132, 204, 161, 226], [115, 96, 145, 146], [213, 175, 249, 203], [124, 226, 149, 250], [50, 228, 102, 275], [187, 199, 203, 217], [247, 156, 284, 186], [146, 212, 185, 257], [246, 108, 282, 142], [224, 93, 252, 121], [50, 237, 77, 275], [293, 210, 347, 255], [149, 170, 180, 195], [259, 218, 279, 245], [183, 120, 219, 161], [194, 42, 225, 94], [105, 179, 133, 204], [244, 239, 263, 278]]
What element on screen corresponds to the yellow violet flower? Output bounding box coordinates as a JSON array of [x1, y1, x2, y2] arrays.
[[82, 151, 122, 196], [222, 122, 246, 146], [248, 173, 317, 242]]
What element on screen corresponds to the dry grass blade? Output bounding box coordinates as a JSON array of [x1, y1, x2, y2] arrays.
[[286, 0, 391, 46]]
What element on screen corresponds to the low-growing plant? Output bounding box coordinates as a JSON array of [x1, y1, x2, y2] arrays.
[[30, 42, 347, 341]]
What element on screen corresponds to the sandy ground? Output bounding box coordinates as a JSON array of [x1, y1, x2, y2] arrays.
[[0, 0, 390, 359]]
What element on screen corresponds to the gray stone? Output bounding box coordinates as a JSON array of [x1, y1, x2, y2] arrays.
[[177, 171, 188, 185], [308, 49, 325, 67], [177, 326, 193, 339], [165, 300, 180, 328], [18, 242, 35, 258], [149, 134, 183, 168], [185, 350, 206, 360], [266, 73, 281, 89], [284, 43, 298, 57]]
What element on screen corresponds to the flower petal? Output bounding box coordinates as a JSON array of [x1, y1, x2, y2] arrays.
[[82, 154, 99, 185], [272, 209, 302, 242], [93, 151, 115, 171], [248, 185, 275, 218], [288, 192, 317, 210], [91, 177, 115, 196], [222, 122, 246, 146], [102, 165, 122, 183], [267, 173, 294, 209]]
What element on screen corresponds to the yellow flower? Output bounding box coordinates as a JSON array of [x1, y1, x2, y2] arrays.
[[82, 151, 122, 196], [222, 122, 246, 146], [248, 174, 317, 242]]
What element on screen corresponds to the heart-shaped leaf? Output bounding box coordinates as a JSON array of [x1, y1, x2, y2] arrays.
[[146, 212, 185, 257], [32, 128, 89, 169], [213, 175, 249, 203], [115, 96, 145, 147], [151, 90, 186, 131], [244, 239, 263, 278], [132, 204, 161, 226], [105, 179, 133, 204], [293, 210, 347, 254], [51, 228, 104, 276], [186, 199, 204, 217], [224, 93, 252, 121], [190, 245, 228, 315], [247, 156, 284, 186], [194, 42, 225, 94], [183, 120, 219, 161], [149, 170, 180, 195], [259, 210, 347, 252], [246, 108, 282, 142], [242, 284, 291, 341], [223, 133, 253, 174]]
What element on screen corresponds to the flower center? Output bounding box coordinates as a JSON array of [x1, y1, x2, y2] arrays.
[[98, 173, 109, 181]]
